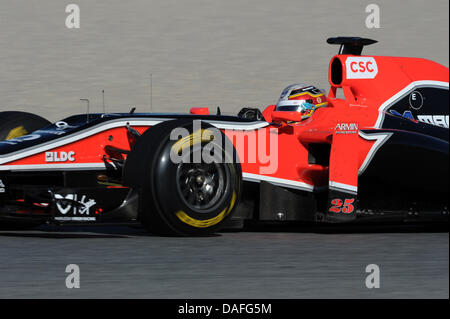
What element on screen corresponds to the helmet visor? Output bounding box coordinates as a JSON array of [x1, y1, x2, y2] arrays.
[[276, 100, 315, 114]]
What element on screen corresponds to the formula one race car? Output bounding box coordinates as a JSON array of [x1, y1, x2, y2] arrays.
[[0, 37, 448, 235]]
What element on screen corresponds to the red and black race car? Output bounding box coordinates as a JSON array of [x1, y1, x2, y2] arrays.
[[0, 37, 448, 235]]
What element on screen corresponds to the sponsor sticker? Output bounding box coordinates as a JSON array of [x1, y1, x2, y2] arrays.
[[417, 115, 449, 128], [409, 91, 424, 110], [45, 151, 76, 162], [0, 179, 5, 193], [346, 57, 378, 79], [53, 193, 97, 218], [335, 122, 359, 134], [55, 216, 96, 221]]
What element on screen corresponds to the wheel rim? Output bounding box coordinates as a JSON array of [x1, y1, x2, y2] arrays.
[[176, 162, 227, 212]]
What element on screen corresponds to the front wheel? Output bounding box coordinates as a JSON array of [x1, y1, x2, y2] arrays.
[[123, 119, 242, 236], [0, 111, 51, 141], [0, 111, 50, 230]]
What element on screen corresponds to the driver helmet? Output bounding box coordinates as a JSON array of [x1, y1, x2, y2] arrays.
[[276, 84, 328, 120]]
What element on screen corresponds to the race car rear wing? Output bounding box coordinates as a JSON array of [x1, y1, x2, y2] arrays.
[[327, 37, 377, 55]]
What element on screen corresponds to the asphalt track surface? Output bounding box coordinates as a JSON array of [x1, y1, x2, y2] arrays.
[[0, 224, 448, 299]]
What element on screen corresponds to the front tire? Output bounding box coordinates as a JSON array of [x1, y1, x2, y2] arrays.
[[0, 111, 51, 230], [123, 119, 242, 236], [0, 111, 51, 141]]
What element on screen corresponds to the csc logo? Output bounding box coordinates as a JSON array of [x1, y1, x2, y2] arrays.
[[346, 57, 378, 79]]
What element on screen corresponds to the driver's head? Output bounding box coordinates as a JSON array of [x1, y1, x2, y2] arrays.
[[276, 84, 328, 120]]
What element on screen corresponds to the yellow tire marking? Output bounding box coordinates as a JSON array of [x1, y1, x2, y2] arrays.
[[176, 209, 226, 228], [5, 126, 28, 140], [171, 129, 215, 153], [176, 192, 237, 228]]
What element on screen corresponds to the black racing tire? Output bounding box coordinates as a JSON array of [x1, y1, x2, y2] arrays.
[[123, 119, 242, 236], [0, 111, 51, 141], [0, 111, 50, 230]]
